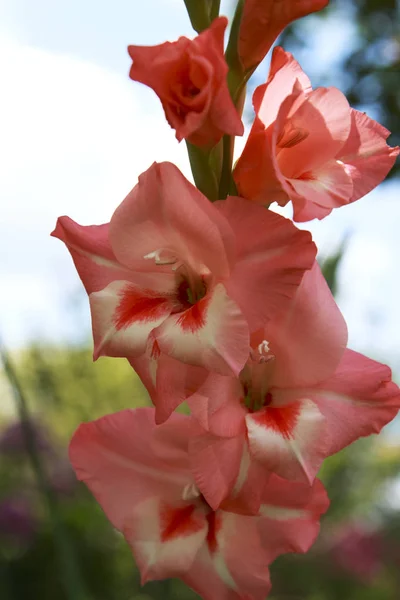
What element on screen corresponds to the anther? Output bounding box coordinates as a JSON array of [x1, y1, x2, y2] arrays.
[[182, 482, 201, 501]]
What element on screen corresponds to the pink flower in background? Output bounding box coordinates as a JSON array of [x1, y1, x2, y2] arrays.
[[0, 497, 38, 545], [234, 47, 400, 221], [52, 162, 315, 378], [0, 420, 53, 456], [128, 17, 244, 147], [329, 523, 384, 583], [69, 407, 329, 600], [239, 0, 329, 69]]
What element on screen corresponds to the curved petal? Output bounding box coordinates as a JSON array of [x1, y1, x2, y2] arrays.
[[221, 446, 270, 516], [153, 283, 250, 376], [189, 433, 244, 510], [288, 159, 353, 215], [128, 18, 243, 147], [238, 0, 329, 69], [109, 162, 235, 280], [218, 197, 316, 330], [68, 408, 191, 532], [279, 87, 351, 179], [183, 550, 244, 600], [308, 349, 400, 455], [123, 498, 208, 583], [234, 89, 306, 207], [246, 398, 328, 483], [131, 342, 209, 424], [187, 372, 246, 437], [233, 123, 288, 205], [90, 281, 174, 360], [51, 217, 131, 294], [213, 511, 272, 599], [258, 474, 329, 562], [338, 109, 400, 202], [253, 47, 312, 129], [268, 261, 348, 387], [154, 355, 209, 424], [291, 195, 333, 222], [184, 515, 271, 600]]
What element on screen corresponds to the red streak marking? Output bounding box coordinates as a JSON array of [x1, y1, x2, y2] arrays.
[[253, 403, 301, 440], [177, 294, 209, 333], [206, 511, 220, 554], [160, 504, 203, 542], [113, 286, 170, 330]]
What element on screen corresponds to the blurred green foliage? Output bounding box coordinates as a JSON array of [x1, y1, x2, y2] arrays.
[[1, 340, 400, 600], [15, 347, 150, 441]]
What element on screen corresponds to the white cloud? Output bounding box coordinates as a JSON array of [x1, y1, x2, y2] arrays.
[[0, 36, 191, 346]]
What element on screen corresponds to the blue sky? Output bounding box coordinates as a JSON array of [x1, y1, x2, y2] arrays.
[[1, 0, 400, 380]]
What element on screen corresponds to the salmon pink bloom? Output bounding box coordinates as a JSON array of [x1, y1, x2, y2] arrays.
[[69, 407, 329, 600], [239, 0, 329, 70], [52, 162, 316, 377], [234, 47, 400, 221], [185, 264, 400, 509], [128, 17, 244, 147], [329, 523, 384, 583]]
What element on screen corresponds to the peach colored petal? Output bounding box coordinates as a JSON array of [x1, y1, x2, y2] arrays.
[[338, 108, 400, 202], [239, 0, 329, 69], [254, 47, 312, 128], [128, 17, 243, 146], [110, 162, 235, 280], [89, 280, 175, 360], [217, 196, 316, 330], [246, 399, 328, 484], [153, 283, 249, 376], [267, 262, 348, 387]]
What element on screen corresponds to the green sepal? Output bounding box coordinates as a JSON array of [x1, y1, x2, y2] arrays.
[[183, 0, 220, 33]]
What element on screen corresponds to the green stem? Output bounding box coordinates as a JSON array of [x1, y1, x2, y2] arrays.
[[216, 0, 247, 199], [225, 0, 245, 79], [210, 0, 221, 21], [186, 141, 221, 201], [183, 0, 212, 32], [219, 135, 234, 199], [0, 344, 88, 600]]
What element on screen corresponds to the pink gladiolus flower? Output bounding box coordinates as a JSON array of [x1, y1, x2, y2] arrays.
[[329, 523, 384, 583], [69, 407, 329, 600], [52, 162, 316, 377], [179, 264, 400, 510], [239, 0, 329, 70], [128, 17, 244, 147], [234, 47, 400, 222]]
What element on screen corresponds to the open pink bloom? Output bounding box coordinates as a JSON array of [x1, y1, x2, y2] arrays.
[[187, 263, 347, 505], [185, 263, 398, 508], [239, 0, 329, 70], [128, 17, 243, 147], [234, 47, 400, 221], [52, 162, 315, 378], [69, 407, 329, 600]]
